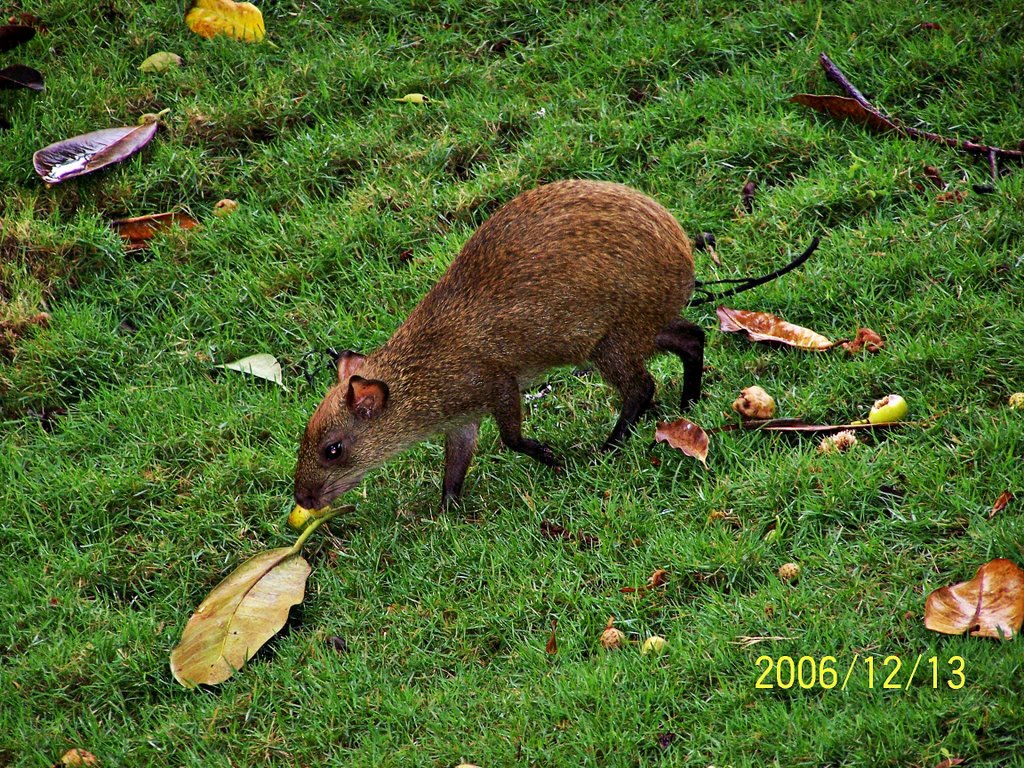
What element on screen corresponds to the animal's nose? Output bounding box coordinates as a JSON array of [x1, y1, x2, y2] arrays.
[[294, 487, 321, 510]]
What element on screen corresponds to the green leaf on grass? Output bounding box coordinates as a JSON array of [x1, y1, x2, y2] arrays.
[[170, 547, 311, 687]]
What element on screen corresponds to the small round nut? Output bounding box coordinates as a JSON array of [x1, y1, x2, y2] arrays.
[[641, 635, 667, 655], [732, 385, 775, 420], [214, 198, 239, 217], [778, 562, 801, 582], [1009, 392, 1024, 410], [600, 617, 625, 650]]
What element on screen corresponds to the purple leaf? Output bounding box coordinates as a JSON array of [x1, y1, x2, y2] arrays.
[[0, 64, 43, 91], [0, 25, 35, 52], [32, 120, 160, 184]]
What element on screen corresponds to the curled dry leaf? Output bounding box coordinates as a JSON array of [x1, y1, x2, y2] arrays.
[[655, 418, 709, 467], [186, 0, 265, 42], [924, 558, 1024, 640], [60, 749, 98, 767], [111, 211, 199, 250], [717, 306, 833, 350], [647, 569, 669, 588], [840, 327, 884, 354], [33, 114, 162, 184], [789, 93, 897, 134], [732, 385, 775, 420], [140, 51, 182, 72], [546, 619, 558, 655], [217, 353, 284, 387], [989, 491, 1013, 520], [170, 547, 311, 686]]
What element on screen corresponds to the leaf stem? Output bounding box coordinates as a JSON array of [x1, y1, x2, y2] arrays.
[[287, 506, 347, 555]]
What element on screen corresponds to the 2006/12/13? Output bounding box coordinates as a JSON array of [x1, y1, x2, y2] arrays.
[[755, 655, 966, 690]]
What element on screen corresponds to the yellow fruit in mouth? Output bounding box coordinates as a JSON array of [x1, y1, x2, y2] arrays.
[[287, 505, 315, 531], [868, 394, 908, 424]]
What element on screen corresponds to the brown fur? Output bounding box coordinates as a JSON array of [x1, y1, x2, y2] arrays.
[[295, 179, 704, 509]]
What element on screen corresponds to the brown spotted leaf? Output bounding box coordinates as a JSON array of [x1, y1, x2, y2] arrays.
[[924, 558, 1024, 640], [170, 547, 311, 687], [789, 93, 899, 135], [655, 418, 709, 467], [111, 211, 199, 250], [717, 306, 833, 350]]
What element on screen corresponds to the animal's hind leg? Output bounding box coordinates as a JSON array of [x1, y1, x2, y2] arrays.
[[656, 317, 705, 410], [592, 338, 656, 450]]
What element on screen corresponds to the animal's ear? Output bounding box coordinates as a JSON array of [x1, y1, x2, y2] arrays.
[[346, 376, 389, 420], [336, 350, 366, 384]]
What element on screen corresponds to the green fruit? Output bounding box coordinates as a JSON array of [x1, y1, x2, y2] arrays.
[[868, 394, 908, 424]]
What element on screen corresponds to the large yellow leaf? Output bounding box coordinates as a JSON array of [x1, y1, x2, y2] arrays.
[[185, 0, 265, 42], [170, 547, 310, 687]]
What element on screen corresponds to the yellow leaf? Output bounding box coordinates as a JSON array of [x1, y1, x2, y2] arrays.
[[186, 0, 265, 42], [170, 548, 311, 686], [139, 51, 183, 73], [394, 93, 428, 104]]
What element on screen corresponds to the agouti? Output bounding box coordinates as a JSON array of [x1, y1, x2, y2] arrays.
[[294, 179, 704, 509]]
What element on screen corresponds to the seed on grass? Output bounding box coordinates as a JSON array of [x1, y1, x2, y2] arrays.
[[600, 617, 625, 650], [327, 635, 348, 654], [778, 562, 800, 581]]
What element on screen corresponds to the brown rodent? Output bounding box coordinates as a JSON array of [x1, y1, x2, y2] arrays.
[[294, 179, 704, 509]]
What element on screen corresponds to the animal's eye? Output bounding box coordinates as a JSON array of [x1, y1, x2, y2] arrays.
[[323, 441, 345, 461]]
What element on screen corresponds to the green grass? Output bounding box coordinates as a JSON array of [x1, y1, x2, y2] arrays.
[[2, 0, 1024, 765]]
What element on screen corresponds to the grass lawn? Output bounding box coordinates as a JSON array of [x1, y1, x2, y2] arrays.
[[2, 0, 1023, 765]]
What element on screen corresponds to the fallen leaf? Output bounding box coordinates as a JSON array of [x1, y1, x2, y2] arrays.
[[140, 51, 183, 72], [0, 24, 34, 51], [717, 306, 834, 350], [217, 353, 284, 387], [924, 558, 1024, 640], [0, 63, 43, 90], [394, 93, 428, 104], [111, 211, 199, 250], [741, 179, 756, 213], [989, 491, 1013, 520], [647, 569, 669, 588], [655, 418, 709, 467], [540, 519, 599, 549], [60, 749, 98, 766], [186, 0, 265, 42], [922, 165, 945, 189], [170, 547, 311, 686], [936, 189, 967, 204], [33, 114, 162, 184], [840, 327, 884, 354], [546, 619, 558, 655], [789, 93, 897, 134], [716, 418, 905, 434]]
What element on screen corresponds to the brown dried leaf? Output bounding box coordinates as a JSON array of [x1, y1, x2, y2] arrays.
[[111, 211, 199, 250], [924, 558, 1024, 640], [741, 179, 756, 213], [60, 749, 98, 767], [0, 63, 43, 90], [647, 569, 669, 588], [717, 306, 834, 350], [936, 189, 967, 204], [934, 759, 964, 768], [0, 24, 34, 51], [989, 491, 1014, 520], [840, 327, 884, 354], [789, 93, 898, 135], [546, 619, 558, 655], [922, 165, 945, 189], [655, 418, 709, 467]]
